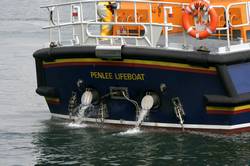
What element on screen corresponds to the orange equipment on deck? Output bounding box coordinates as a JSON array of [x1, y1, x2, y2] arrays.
[[112, 0, 250, 42], [182, 0, 218, 39]]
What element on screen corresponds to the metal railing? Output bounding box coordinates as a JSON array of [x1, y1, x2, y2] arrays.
[[41, 0, 250, 53]]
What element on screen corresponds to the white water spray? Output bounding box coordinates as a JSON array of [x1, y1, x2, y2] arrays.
[[135, 94, 154, 128], [69, 105, 89, 127], [136, 109, 150, 127], [121, 94, 155, 135], [69, 90, 94, 127], [117, 108, 149, 135], [75, 105, 89, 123]]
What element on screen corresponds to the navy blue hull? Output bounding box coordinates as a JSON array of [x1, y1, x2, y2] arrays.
[[33, 46, 250, 131], [45, 61, 227, 123]]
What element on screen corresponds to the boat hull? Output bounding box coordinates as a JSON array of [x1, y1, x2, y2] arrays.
[[33, 46, 250, 132]]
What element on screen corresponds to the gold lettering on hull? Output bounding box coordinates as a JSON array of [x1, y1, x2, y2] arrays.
[[90, 72, 113, 79], [90, 72, 145, 81]]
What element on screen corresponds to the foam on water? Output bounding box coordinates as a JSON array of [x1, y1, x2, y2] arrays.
[[68, 122, 88, 128], [117, 127, 142, 136]]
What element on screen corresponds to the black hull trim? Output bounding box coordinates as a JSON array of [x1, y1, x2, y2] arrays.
[[216, 65, 237, 97], [205, 93, 250, 107], [36, 86, 59, 98], [33, 46, 96, 61], [33, 45, 250, 66]]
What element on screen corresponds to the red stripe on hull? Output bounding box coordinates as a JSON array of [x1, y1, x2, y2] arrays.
[[46, 100, 60, 105], [43, 62, 217, 75]]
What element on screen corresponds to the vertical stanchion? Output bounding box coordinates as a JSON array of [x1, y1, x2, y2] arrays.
[[57, 7, 61, 45], [149, 2, 153, 47], [164, 7, 169, 48]]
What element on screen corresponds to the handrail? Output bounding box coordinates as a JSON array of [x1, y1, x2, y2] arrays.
[[224, 2, 250, 49], [43, 0, 182, 48], [226, 2, 250, 28], [42, 0, 250, 53], [41, 0, 189, 9]]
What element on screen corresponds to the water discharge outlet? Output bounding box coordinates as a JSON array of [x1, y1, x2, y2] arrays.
[[74, 89, 100, 124], [136, 93, 160, 128], [81, 89, 100, 105], [120, 92, 160, 135]]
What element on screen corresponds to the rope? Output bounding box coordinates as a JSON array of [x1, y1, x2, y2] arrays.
[[122, 91, 140, 115]]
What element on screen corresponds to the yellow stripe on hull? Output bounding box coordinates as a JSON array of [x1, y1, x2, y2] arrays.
[[43, 58, 216, 72], [207, 104, 250, 112]]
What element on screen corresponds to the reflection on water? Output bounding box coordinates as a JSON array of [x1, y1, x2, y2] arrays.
[[32, 119, 250, 165]]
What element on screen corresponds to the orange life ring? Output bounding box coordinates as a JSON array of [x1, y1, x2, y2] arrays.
[[182, 0, 218, 39]]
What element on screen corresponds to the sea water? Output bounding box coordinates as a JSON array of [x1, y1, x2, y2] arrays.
[[0, 0, 250, 165]]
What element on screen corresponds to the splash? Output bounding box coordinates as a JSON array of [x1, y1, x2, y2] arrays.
[[69, 105, 89, 128], [118, 109, 149, 135], [77, 105, 89, 121], [78, 105, 89, 117], [68, 122, 88, 128], [117, 127, 142, 136]]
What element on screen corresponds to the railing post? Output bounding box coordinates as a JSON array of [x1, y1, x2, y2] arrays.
[[226, 4, 231, 51], [49, 8, 52, 44], [48, 7, 55, 44], [164, 7, 172, 48], [149, 2, 153, 47], [95, 1, 99, 45], [134, 1, 138, 46], [56, 7, 61, 45], [80, 2, 85, 44], [246, 2, 250, 28], [134, 1, 137, 23]]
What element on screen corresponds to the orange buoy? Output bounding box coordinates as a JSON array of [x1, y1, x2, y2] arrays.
[[182, 0, 218, 39]]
